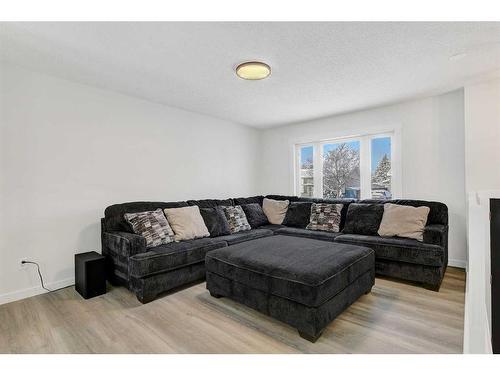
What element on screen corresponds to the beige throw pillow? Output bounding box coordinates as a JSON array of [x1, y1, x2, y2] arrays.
[[262, 198, 289, 225], [163, 206, 210, 242], [377, 203, 430, 241]]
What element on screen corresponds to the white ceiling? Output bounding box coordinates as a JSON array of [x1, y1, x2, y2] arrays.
[[1, 22, 500, 128]]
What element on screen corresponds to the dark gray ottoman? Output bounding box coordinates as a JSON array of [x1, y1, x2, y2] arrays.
[[205, 235, 375, 342]]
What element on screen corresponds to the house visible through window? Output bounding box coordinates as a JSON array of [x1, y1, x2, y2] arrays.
[[299, 145, 314, 197], [296, 133, 394, 200]]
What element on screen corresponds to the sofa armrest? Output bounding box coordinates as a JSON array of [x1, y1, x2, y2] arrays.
[[103, 231, 147, 257], [423, 224, 448, 248]]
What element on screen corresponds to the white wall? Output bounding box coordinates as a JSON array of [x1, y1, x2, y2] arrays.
[[258, 90, 467, 267], [0, 63, 259, 304], [464, 78, 500, 193]]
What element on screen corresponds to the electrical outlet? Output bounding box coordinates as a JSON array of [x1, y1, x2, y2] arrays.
[[19, 258, 28, 270]]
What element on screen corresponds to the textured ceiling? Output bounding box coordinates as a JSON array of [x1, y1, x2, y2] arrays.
[[1, 22, 500, 128]]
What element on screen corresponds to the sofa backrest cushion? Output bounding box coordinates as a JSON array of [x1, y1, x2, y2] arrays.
[[187, 198, 233, 208], [233, 196, 265, 206], [104, 201, 188, 232], [282, 202, 312, 228], [265, 194, 301, 202], [342, 203, 385, 236], [360, 199, 448, 226], [297, 197, 355, 230]]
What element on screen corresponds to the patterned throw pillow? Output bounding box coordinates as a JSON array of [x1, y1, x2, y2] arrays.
[[306, 203, 343, 232], [124, 209, 174, 247], [223, 205, 251, 233]]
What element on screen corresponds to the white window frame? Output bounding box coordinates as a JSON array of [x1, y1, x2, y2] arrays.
[[294, 131, 401, 199]]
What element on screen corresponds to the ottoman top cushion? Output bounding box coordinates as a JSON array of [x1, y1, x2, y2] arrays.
[[206, 235, 374, 307]]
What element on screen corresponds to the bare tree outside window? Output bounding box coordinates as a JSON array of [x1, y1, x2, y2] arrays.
[[323, 142, 360, 199]]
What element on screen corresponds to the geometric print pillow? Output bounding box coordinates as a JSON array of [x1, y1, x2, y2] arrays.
[[306, 203, 343, 233], [124, 209, 175, 248], [222, 205, 251, 233]]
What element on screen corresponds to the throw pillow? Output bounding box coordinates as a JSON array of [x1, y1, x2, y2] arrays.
[[163, 206, 210, 241], [241, 203, 269, 228], [378, 203, 430, 241], [223, 205, 251, 233], [342, 203, 385, 236], [262, 198, 289, 225], [306, 203, 343, 232], [283, 202, 313, 228], [124, 209, 174, 248], [199, 206, 231, 237]]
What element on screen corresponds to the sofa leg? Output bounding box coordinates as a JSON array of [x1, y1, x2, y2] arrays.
[[364, 287, 372, 295], [298, 329, 323, 343], [137, 293, 156, 304], [209, 291, 223, 299], [423, 283, 440, 292]]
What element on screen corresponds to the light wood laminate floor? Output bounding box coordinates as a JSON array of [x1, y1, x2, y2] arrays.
[[0, 267, 465, 354]]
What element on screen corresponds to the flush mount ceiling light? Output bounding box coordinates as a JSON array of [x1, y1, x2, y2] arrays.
[[236, 61, 271, 80]]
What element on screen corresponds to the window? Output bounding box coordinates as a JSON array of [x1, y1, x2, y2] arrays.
[[298, 145, 314, 197], [295, 133, 395, 200], [371, 136, 392, 199], [322, 140, 360, 199]]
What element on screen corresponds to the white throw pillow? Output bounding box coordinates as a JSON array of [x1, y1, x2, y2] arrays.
[[377, 203, 430, 241], [262, 198, 290, 225], [163, 206, 210, 241]]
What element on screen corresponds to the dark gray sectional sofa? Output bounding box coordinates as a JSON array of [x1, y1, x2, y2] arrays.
[[101, 195, 448, 303]]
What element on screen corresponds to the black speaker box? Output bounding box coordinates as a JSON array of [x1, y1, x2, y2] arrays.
[[75, 251, 106, 299]]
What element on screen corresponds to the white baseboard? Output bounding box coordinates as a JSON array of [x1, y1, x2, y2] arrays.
[[449, 258, 467, 269], [0, 277, 75, 306]]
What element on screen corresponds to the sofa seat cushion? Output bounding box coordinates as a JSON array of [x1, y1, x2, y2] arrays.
[[275, 227, 340, 241], [216, 228, 274, 245], [130, 238, 227, 278], [334, 234, 445, 267], [257, 224, 285, 232], [205, 235, 374, 307]]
